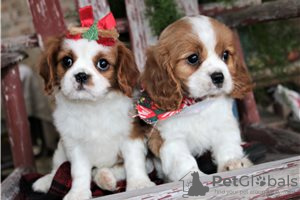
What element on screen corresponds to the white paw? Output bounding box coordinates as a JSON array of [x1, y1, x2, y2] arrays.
[[63, 189, 92, 200], [94, 168, 117, 191], [126, 179, 156, 191], [218, 157, 253, 172], [32, 174, 53, 193]]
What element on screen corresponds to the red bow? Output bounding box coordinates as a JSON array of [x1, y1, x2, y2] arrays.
[[66, 6, 117, 46]]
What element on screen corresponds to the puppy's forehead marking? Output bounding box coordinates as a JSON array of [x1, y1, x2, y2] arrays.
[[187, 16, 216, 54], [63, 39, 111, 58]]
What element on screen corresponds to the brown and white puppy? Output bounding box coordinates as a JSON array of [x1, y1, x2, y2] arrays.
[[32, 37, 154, 200], [141, 16, 253, 181]]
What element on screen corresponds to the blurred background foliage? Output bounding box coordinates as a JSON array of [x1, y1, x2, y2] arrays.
[[145, 0, 183, 36]]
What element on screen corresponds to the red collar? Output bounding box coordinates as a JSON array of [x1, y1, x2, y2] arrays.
[[136, 91, 203, 124]]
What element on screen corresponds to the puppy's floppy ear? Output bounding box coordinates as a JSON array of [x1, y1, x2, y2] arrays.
[[116, 42, 140, 97], [39, 37, 62, 95], [142, 47, 183, 111], [230, 50, 253, 99]]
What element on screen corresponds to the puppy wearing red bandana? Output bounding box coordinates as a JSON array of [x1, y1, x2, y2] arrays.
[[32, 6, 154, 200], [137, 16, 253, 182]]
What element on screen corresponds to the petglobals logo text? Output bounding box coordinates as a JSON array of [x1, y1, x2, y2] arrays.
[[180, 171, 299, 198], [212, 175, 298, 187]]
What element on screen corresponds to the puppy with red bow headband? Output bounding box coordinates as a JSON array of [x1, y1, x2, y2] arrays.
[[32, 6, 154, 200]]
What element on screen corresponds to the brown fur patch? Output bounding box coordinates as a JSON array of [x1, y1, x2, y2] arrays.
[[56, 50, 77, 81], [130, 119, 148, 140], [114, 42, 140, 97], [39, 36, 64, 95], [130, 119, 164, 157], [92, 51, 116, 85], [210, 18, 253, 99], [146, 127, 164, 157]]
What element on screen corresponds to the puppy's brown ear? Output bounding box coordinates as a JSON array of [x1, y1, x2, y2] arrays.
[[116, 42, 140, 97], [142, 47, 183, 111], [230, 51, 253, 99], [39, 37, 62, 95]]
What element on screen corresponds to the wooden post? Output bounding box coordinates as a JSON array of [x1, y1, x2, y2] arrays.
[[1, 64, 35, 168], [125, 0, 157, 71], [233, 31, 260, 126], [27, 0, 66, 44]]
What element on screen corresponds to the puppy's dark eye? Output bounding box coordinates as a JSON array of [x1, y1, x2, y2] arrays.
[[187, 54, 199, 66], [96, 59, 109, 71], [62, 56, 73, 68], [222, 50, 230, 62]]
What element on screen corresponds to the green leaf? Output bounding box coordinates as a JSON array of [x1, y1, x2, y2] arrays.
[[82, 22, 99, 41]]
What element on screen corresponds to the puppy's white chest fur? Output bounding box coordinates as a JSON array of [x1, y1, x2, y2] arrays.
[[53, 91, 133, 167], [158, 97, 241, 158]]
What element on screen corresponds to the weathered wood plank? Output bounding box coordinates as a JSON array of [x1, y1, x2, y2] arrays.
[[27, 0, 66, 46], [199, 0, 261, 17], [1, 52, 28, 69], [125, 0, 157, 71], [217, 0, 300, 27], [1, 64, 35, 168], [95, 156, 300, 199], [1, 167, 35, 200], [233, 31, 260, 126], [1, 34, 38, 53]]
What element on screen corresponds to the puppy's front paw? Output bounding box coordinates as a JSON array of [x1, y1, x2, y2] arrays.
[[63, 189, 91, 200], [94, 168, 117, 191], [126, 179, 156, 191], [218, 157, 253, 172], [32, 174, 53, 193]]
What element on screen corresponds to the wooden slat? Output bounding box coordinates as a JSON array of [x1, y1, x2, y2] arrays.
[[1, 64, 35, 168], [1, 51, 28, 69], [233, 31, 260, 126], [1, 167, 35, 200], [27, 0, 66, 45], [1, 34, 38, 53], [125, 0, 157, 71], [217, 0, 300, 27], [94, 156, 300, 199], [199, 0, 261, 17], [76, 0, 110, 20]]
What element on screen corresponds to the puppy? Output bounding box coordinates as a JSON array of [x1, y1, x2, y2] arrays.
[[138, 16, 253, 182], [32, 9, 154, 200]]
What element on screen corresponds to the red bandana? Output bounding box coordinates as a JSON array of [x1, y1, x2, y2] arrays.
[[136, 91, 198, 125], [66, 6, 117, 46]]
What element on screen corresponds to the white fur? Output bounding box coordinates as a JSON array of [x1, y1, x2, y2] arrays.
[[155, 16, 251, 182], [32, 39, 153, 200]]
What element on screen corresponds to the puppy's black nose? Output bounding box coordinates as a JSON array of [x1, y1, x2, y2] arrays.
[[210, 72, 224, 87], [74, 72, 89, 84]]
